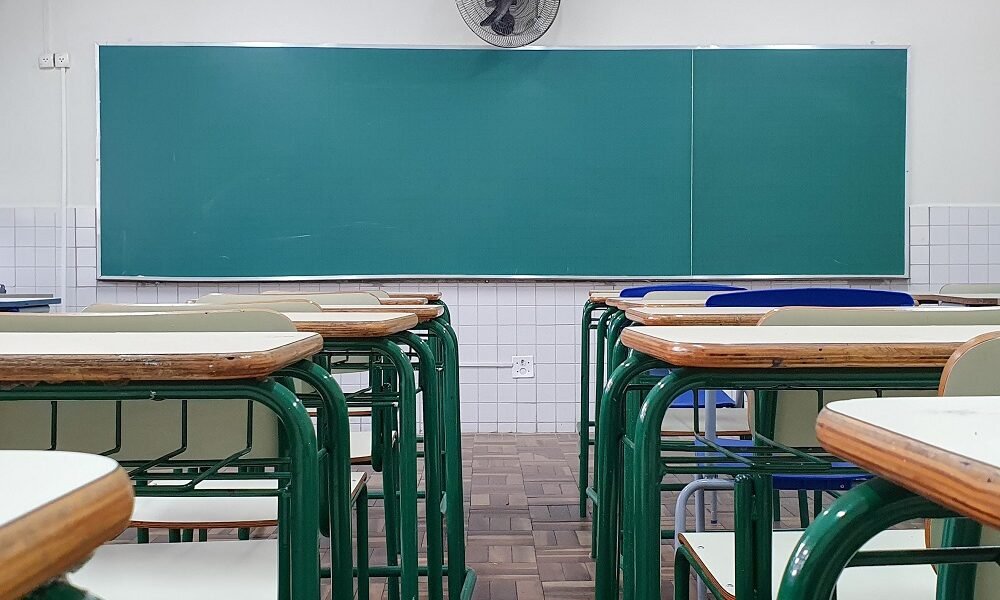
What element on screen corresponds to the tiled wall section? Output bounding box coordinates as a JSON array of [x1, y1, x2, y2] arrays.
[[1, 204, 997, 432]]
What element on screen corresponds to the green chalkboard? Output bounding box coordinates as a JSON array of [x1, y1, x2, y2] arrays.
[[98, 46, 907, 280], [690, 49, 908, 276], [98, 46, 693, 278]]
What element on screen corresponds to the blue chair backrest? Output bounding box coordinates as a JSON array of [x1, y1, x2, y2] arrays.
[[705, 287, 914, 308], [619, 284, 745, 298]]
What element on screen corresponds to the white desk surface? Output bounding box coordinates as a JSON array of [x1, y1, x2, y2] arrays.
[[0, 451, 121, 528], [621, 325, 1000, 368], [0, 331, 322, 382], [0, 331, 317, 356], [0, 450, 132, 599], [820, 396, 1000, 527]]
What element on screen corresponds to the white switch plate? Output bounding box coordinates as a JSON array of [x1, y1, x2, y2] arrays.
[[512, 355, 534, 379]]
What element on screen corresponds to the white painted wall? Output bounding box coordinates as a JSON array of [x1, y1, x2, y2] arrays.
[[1, 0, 999, 208]]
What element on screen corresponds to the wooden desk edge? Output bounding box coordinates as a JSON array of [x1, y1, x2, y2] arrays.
[[383, 292, 442, 301], [913, 294, 1000, 306], [295, 313, 419, 337], [378, 297, 428, 305], [623, 308, 761, 326], [620, 328, 957, 368], [818, 410, 1000, 529], [0, 467, 133, 599], [0, 335, 324, 383]]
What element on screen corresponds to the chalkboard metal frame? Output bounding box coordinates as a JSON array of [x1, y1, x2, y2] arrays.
[[95, 43, 910, 282]]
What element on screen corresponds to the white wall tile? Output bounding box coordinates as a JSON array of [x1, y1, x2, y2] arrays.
[[930, 206, 950, 225], [14, 209, 34, 227], [35, 227, 55, 247], [930, 245, 949, 264], [970, 245, 989, 264], [970, 225, 989, 245], [930, 225, 949, 245], [949, 207, 969, 225], [970, 207, 989, 225], [949, 225, 969, 244], [950, 245, 969, 265]]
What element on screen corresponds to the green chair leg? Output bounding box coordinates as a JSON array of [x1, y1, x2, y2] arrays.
[[797, 491, 811, 528], [357, 486, 370, 600]]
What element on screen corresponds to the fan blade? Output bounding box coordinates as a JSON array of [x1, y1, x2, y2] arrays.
[[479, 0, 513, 27], [490, 11, 515, 35]]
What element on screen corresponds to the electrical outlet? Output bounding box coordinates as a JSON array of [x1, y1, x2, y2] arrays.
[[38, 54, 54, 69], [54, 52, 70, 69], [511, 355, 534, 379]]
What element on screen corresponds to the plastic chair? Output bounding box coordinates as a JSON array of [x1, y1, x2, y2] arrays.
[[618, 284, 744, 298], [705, 287, 914, 307]]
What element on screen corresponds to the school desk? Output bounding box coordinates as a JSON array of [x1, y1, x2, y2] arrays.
[[0, 450, 132, 599], [0, 331, 334, 600], [596, 325, 1000, 600], [285, 311, 470, 600], [780, 395, 1000, 599]]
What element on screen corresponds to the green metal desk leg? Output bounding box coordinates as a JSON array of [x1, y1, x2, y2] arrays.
[[590, 307, 616, 542], [357, 486, 370, 600], [673, 546, 691, 600], [331, 340, 420, 600], [593, 353, 659, 600], [259, 380, 321, 600], [579, 299, 599, 517], [593, 308, 615, 419], [280, 360, 354, 600], [431, 299, 451, 324], [733, 473, 773, 600], [629, 370, 705, 600], [779, 478, 955, 600], [606, 311, 630, 374], [421, 319, 471, 600], [395, 331, 444, 600]]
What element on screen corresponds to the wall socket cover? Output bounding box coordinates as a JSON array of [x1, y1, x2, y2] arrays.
[[38, 54, 54, 69], [512, 355, 534, 379]]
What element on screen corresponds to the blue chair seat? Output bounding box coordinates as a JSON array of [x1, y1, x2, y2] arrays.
[[645, 369, 738, 408], [694, 439, 870, 491], [705, 287, 913, 308]]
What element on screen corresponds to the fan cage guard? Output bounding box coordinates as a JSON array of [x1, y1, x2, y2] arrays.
[[457, 0, 560, 48]]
